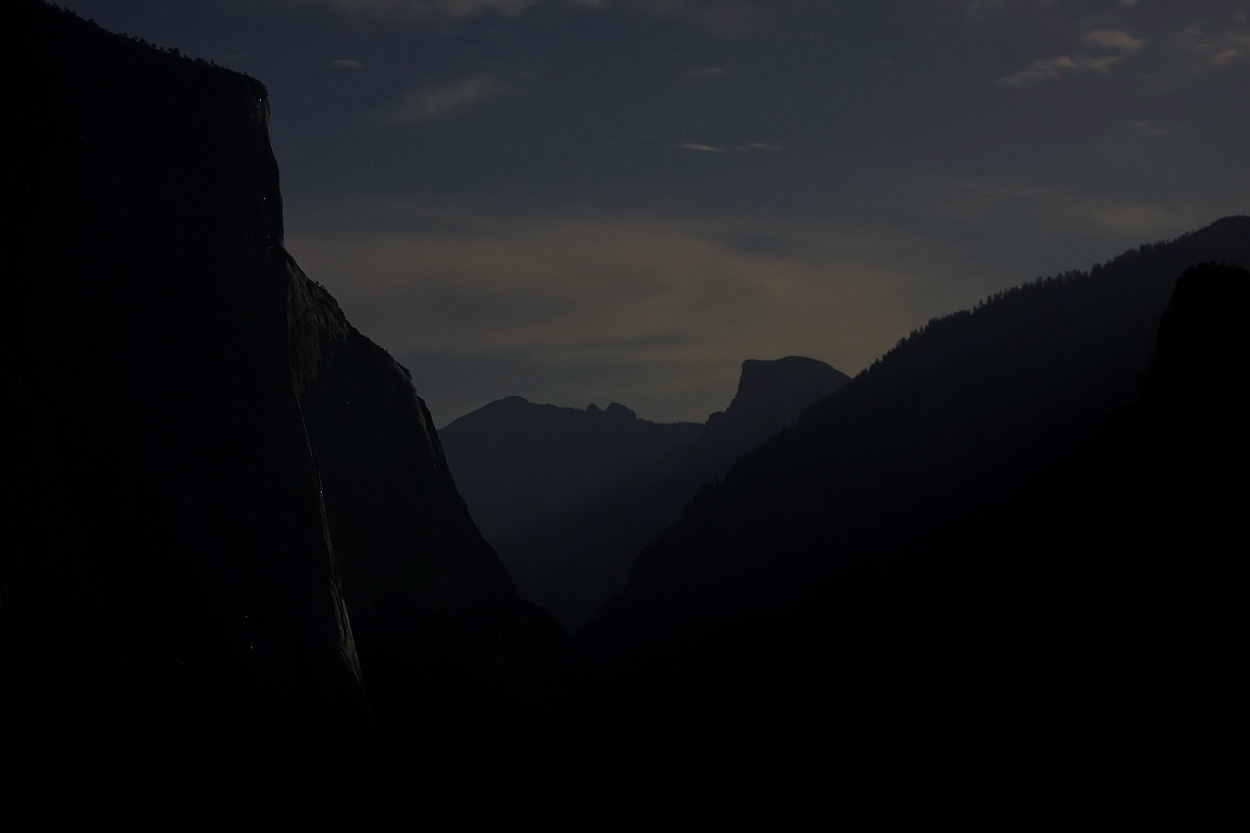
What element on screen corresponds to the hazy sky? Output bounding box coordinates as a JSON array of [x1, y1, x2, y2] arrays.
[[55, 0, 1250, 424]]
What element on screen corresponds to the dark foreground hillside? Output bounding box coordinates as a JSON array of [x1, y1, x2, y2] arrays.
[[579, 259, 1247, 804], [584, 219, 1250, 659]]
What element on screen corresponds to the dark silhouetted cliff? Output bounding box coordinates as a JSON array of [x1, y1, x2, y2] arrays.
[[698, 356, 850, 464], [0, 0, 571, 763]]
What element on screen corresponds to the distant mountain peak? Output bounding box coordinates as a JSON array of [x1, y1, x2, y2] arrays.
[[1195, 214, 1248, 234], [727, 356, 850, 415], [1165, 216, 1250, 252], [440, 354, 851, 628], [701, 356, 851, 459], [605, 402, 637, 420], [439, 394, 702, 545]]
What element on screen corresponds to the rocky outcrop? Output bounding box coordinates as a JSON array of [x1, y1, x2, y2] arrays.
[[1, 0, 569, 751], [699, 356, 850, 463]]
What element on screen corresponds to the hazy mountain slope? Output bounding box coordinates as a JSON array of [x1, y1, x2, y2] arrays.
[[581, 218, 1250, 661], [498, 357, 850, 627], [440, 397, 701, 544], [0, 0, 570, 755]]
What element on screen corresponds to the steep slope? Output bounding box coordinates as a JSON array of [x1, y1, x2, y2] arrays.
[[494, 357, 849, 627], [440, 397, 701, 544], [581, 218, 1250, 662], [0, 0, 569, 754], [580, 262, 1247, 805]]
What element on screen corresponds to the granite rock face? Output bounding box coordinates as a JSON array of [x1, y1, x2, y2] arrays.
[[699, 356, 851, 464], [1, 1, 568, 749]]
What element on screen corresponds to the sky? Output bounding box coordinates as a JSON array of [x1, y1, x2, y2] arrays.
[[53, 0, 1250, 425]]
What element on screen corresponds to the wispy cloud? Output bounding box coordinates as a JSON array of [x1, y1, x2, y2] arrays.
[[1082, 29, 1148, 53], [1175, 25, 1250, 69], [672, 140, 787, 153], [1130, 120, 1173, 138], [330, 59, 366, 69], [273, 0, 610, 23], [280, 0, 537, 22], [998, 54, 1126, 86], [681, 66, 727, 88], [375, 74, 512, 123], [624, 0, 767, 38], [1211, 48, 1244, 66], [264, 0, 774, 33]]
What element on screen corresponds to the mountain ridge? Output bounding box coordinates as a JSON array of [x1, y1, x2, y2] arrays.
[[444, 355, 850, 627], [441, 394, 703, 548], [581, 216, 1250, 661]]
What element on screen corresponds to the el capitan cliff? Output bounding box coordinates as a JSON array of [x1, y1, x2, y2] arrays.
[[1, 0, 570, 755]]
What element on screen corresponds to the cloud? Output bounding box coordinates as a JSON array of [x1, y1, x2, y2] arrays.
[[330, 59, 366, 69], [1082, 29, 1148, 53], [671, 140, 786, 153], [1130, 120, 1173, 138], [681, 67, 727, 88], [272, 0, 609, 23], [1117, 0, 1138, 8], [624, 0, 767, 38], [374, 74, 512, 123], [998, 54, 1126, 86], [1175, 25, 1250, 69], [259, 0, 769, 33], [280, 0, 536, 21], [958, 0, 1036, 22], [1211, 48, 1244, 66]]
